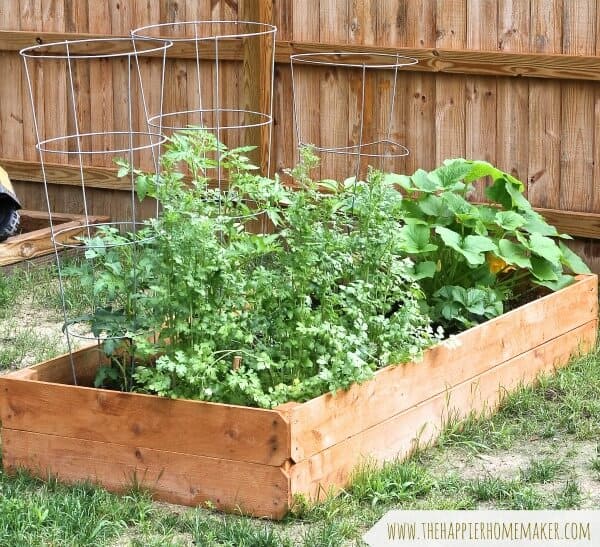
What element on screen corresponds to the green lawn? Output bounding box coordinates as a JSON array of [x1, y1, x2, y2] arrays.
[[1, 265, 599, 546]]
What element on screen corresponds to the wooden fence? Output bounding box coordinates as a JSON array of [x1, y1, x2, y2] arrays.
[[0, 0, 599, 269]]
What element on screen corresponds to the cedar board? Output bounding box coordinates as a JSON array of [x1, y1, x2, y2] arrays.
[[0, 274, 597, 518], [0, 210, 109, 268]]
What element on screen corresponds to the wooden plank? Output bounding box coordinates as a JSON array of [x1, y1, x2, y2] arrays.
[[5, 30, 600, 81], [290, 319, 598, 499], [496, 0, 530, 187], [19, 0, 43, 163], [2, 429, 290, 519], [0, 211, 108, 267], [465, 0, 497, 200], [3, 158, 122, 188], [17, 209, 104, 230], [240, 0, 274, 176], [40, 0, 68, 174], [290, 0, 320, 178], [0, 2, 23, 161], [282, 274, 598, 462], [0, 373, 291, 467], [435, 0, 466, 164], [559, 0, 596, 212], [399, 2, 437, 175], [349, 0, 376, 178], [526, 0, 561, 209], [318, 0, 349, 181], [10, 343, 104, 385], [65, 0, 91, 168], [535, 207, 600, 240]]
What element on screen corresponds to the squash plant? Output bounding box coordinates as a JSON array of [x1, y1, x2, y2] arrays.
[[386, 159, 590, 330]]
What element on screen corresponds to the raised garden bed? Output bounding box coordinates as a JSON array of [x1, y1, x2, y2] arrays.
[[0, 274, 596, 519], [0, 210, 109, 269]]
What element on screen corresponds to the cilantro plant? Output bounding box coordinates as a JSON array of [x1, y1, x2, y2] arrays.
[[75, 131, 439, 408], [387, 159, 590, 330]]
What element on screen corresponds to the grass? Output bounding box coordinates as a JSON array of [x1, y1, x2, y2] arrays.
[[520, 456, 565, 484], [0, 265, 598, 545]]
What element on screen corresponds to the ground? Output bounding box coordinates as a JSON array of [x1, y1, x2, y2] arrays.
[[0, 263, 598, 546]]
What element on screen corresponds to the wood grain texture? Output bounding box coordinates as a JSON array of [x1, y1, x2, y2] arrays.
[[2, 1, 600, 230], [526, 0, 561, 209], [496, 0, 530, 186], [318, 0, 349, 180], [290, 319, 598, 500], [435, 0, 466, 164], [240, 0, 274, 175], [0, 210, 109, 266], [2, 429, 290, 518], [559, 0, 595, 212], [465, 0, 497, 200], [0, 375, 291, 466], [0, 2, 24, 161], [2, 31, 600, 80], [282, 274, 598, 462]]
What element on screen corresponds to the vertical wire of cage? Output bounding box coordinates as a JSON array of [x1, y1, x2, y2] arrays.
[[290, 53, 418, 183], [20, 37, 171, 384], [131, 20, 277, 224]]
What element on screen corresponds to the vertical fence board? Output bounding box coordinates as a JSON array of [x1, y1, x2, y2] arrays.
[[559, 0, 596, 212], [392, 1, 436, 175], [435, 0, 466, 164], [465, 0, 498, 200], [496, 0, 530, 186], [0, 2, 24, 161], [319, 0, 349, 180], [527, 0, 561, 208], [290, 0, 320, 177], [19, 0, 43, 163]]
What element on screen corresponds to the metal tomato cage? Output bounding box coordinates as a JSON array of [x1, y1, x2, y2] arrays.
[[20, 37, 172, 383], [290, 52, 418, 182], [131, 20, 277, 191]]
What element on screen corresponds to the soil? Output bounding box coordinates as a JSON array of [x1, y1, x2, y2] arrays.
[[426, 438, 600, 508]]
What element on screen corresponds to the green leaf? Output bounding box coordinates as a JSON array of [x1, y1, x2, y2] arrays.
[[413, 261, 437, 279], [441, 192, 474, 215], [530, 256, 559, 281], [464, 160, 505, 182], [435, 227, 497, 265], [495, 210, 526, 231], [317, 179, 339, 193], [399, 224, 438, 254], [412, 169, 441, 193], [136, 175, 149, 201], [418, 194, 452, 221], [477, 206, 500, 225], [532, 274, 574, 292], [383, 173, 413, 192], [484, 178, 513, 209], [558, 242, 591, 274], [435, 226, 461, 249], [504, 181, 532, 210], [528, 233, 562, 263], [497, 239, 532, 269], [429, 159, 472, 190], [521, 210, 559, 237]]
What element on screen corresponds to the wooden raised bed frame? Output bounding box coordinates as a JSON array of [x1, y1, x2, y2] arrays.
[[0, 275, 597, 518], [0, 210, 109, 268]]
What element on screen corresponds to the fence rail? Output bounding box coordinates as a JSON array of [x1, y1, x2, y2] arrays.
[[0, 0, 598, 270]]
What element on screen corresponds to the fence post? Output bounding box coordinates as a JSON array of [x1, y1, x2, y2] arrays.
[[240, 0, 274, 176]]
